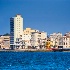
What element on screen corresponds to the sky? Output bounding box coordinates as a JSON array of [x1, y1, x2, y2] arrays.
[[0, 0, 70, 35]]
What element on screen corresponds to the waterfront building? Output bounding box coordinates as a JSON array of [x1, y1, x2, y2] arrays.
[[0, 36, 10, 49], [62, 35, 70, 48], [22, 28, 39, 48], [45, 38, 53, 49], [59, 35, 70, 48], [50, 32, 62, 48], [31, 31, 47, 49], [10, 14, 23, 49]]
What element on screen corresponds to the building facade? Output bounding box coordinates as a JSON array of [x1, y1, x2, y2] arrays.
[[31, 32, 47, 49], [10, 14, 23, 49], [0, 36, 10, 49], [62, 36, 70, 48], [59, 34, 70, 48], [22, 28, 39, 48], [50, 32, 62, 48]]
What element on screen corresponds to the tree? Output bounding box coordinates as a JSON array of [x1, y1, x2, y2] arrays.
[[3, 33, 10, 36]]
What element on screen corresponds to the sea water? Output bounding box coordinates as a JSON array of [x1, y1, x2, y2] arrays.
[[0, 51, 70, 70]]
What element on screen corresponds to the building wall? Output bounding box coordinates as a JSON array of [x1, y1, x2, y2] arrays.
[[31, 32, 47, 47], [0, 36, 10, 49], [50, 32, 62, 47], [23, 28, 36, 35], [59, 35, 70, 48], [62, 36, 70, 48], [22, 28, 39, 47]]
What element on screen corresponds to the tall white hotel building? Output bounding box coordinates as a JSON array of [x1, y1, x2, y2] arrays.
[[10, 14, 23, 49]]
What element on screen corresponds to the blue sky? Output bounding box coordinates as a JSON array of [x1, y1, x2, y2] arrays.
[[0, 0, 70, 35]]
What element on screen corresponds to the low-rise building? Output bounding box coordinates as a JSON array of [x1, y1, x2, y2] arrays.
[[63, 36, 70, 48], [50, 32, 62, 48], [59, 35, 70, 48], [22, 28, 39, 48], [0, 36, 10, 49], [45, 38, 53, 49], [31, 31, 47, 49]]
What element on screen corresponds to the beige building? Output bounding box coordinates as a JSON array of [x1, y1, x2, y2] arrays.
[[0, 36, 10, 49], [23, 28, 36, 35], [31, 31, 47, 49], [22, 28, 39, 48]]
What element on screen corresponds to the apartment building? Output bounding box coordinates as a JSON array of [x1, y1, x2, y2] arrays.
[[10, 14, 23, 49], [31, 32, 47, 49], [22, 28, 39, 48], [62, 36, 70, 48], [0, 36, 10, 49], [50, 32, 62, 48], [59, 34, 70, 48]]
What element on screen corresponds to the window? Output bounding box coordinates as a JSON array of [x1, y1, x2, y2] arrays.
[[66, 43, 67, 45], [64, 38, 65, 40], [64, 42, 65, 45], [27, 31, 29, 33], [66, 38, 67, 40], [20, 35, 22, 37], [39, 33, 41, 34], [38, 38, 39, 39]]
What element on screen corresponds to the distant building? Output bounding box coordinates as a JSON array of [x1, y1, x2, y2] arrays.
[[22, 28, 39, 48], [62, 36, 70, 48], [50, 32, 62, 48], [10, 14, 23, 49], [59, 34, 70, 48], [45, 38, 53, 49], [0, 36, 10, 49], [31, 31, 47, 49]]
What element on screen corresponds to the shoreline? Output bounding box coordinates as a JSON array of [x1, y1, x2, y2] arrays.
[[0, 49, 70, 52], [0, 49, 52, 52]]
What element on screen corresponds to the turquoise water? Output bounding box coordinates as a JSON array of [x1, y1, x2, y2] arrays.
[[0, 52, 70, 70]]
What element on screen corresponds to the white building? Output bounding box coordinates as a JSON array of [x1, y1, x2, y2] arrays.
[[50, 32, 62, 48], [10, 14, 23, 49], [22, 34, 31, 48], [59, 35, 70, 48], [62, 36, 70, 48], [31, 32, 47, 49]]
